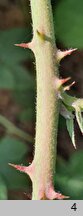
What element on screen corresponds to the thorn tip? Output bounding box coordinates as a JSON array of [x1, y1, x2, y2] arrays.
[[14, 43, 29, 49]]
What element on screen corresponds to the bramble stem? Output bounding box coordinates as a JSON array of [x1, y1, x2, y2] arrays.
[[30, 0, 59, 200]]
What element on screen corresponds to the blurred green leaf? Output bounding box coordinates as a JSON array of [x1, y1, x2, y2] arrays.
[[56, 157, 69, 176], [54, 0, 83, 48], [14, 89, 35, 122], [14, 89, 35, 108], [0, 136, 30, 190], [0, 28, 36, 122], [0, 136, 27, 161], [0, 28, 34, 90], [19, 108, 34, 122], [0, 176, 8, 200], [5, 166, 30, 190], [55, 151, 83, 199], [55, 174, 83, 200], [0, 28, 32, 65], [68, 151, 83, 177]]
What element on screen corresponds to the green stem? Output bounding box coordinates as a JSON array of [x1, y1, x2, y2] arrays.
[[30, 0, 59, 200]]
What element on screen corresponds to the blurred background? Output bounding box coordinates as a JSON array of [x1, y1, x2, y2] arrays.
[[0, 0, 83, 200]]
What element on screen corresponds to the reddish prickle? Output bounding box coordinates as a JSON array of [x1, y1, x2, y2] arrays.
[[45, 184, 69, 200], [54, 77, 71, 90], [8, 162, 34, 181], [57, 48, 77, 62], [60, 77, 71, 85], [14, 40, 35, 52], [8, 163, 28, 172], [15, 43, 29, 48]]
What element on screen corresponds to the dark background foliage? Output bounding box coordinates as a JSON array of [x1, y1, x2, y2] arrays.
[[0, 0, 83, 200]]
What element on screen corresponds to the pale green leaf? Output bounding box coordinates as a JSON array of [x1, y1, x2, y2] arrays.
[[60, 90, 83, 112], [66, 118, 76, 149], [60, 103, 73, 119], [75, 108, 83, 134]]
